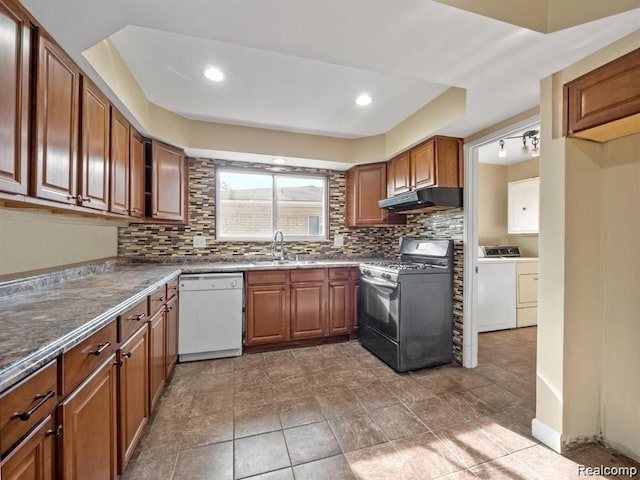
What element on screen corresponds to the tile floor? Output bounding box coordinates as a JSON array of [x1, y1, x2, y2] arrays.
[[123, 327, 639, 479]]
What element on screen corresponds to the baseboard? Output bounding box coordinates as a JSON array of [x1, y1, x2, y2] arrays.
[[532, 418, 562, 453]]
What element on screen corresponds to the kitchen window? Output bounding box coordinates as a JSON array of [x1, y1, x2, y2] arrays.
[[216, 169, 328, 240]]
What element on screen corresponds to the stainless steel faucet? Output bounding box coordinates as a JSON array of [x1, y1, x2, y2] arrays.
[[271, 230, 285, 260]]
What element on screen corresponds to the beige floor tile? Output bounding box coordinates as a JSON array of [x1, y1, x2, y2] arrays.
[[328, 412, 388, 452], [371, 404, 428, 441], [346, 442, 419, 480], [173, 441, 233, 480], [292, 454, 355, 480], [392, 431, 466, 480], [283, 420, 341, 465], [233, 431, 291, 479]]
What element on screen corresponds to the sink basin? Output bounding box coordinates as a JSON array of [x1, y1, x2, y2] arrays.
[[249, 260, 318, 266]]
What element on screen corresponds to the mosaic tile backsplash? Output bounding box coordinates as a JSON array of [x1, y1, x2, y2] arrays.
[[118, 158, 465, 362]]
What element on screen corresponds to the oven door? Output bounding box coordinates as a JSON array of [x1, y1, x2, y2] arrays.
[[358, 275, 400, 342]]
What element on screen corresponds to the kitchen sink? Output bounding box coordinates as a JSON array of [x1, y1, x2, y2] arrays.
[[249, 260, 318, 266]]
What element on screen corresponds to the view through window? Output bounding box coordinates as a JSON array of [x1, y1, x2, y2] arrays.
[[217, 169, 327, 240]]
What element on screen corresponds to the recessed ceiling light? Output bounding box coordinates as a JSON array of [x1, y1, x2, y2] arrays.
[[356, 93, 372, 106], [203, 66, 224, 82], [272, 158, 286, 165]]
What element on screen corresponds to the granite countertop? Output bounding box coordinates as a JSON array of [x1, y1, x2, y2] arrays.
[[0, 258, 372, 392]]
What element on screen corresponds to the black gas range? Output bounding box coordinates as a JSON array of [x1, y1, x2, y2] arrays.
[[358, 238, 454, 372]]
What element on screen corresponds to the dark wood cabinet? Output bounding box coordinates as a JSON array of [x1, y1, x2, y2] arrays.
[[79, 77, 110, 210], [246, 285, 290, 345], [351, 268, 360, 334], [148, 309, 165, 412], [0, 0, 30, 195], [149, 140, 187, 222], [129, 130, 145, 218], [0, 416, 56, 480], [328, 280, 350, 335], [290, 278, 326, 339], [109, 108, 130, 215], [117, 324, 148, 474], [346, 162, 405, 227], [565, 48, 640, 142], [387, 151, 411, 196], [58, 356, 117, 480], [33, 34, 80, 205], [165, 296, 178, 377], [411, 140, 436, 188]]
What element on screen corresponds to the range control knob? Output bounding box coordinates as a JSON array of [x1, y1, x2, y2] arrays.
[[382, 273, 391, 280]]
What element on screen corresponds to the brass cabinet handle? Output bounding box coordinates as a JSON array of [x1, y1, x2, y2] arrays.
[[12, 390, 55, 421], [46, 424, 63, 438], [89, 342, 111, 356]]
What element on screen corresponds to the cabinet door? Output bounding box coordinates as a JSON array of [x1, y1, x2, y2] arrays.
[[128, 130, 145, 218], [109, 109, 130, 215], [508, 177, 539, 234], [79, 77, 110, 210], [328, 280, 350, 335], [34, 35, 80, 204], [117, 324, 148, 474], [517, 273, 539, 306], [290, 282, 326, 339], [387, 152, 411, 196], [246, 285, 289, 345], [411, 140, 435, 189], [0, 416, 56, 480], [477, 262, 517, 332], [59, 356, 117, 480], [148, 309, 165, 413], [352, 279, 360, 333], [151, 141, 186, 221], [165, 296, 178, 377], [346, 163, 404, 227], [0, 0, 30, 195]]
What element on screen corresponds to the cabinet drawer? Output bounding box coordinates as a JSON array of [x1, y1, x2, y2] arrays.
[[329, 268, 350, 281], [118, 298, 148, 343], [517, 273, 539, 306], [247, 270, 288, 285], [350, 267, 360, 280], [62, 321, 117, 395], [0, 360, 57, 455], [517, 306, 537, 327], [167, 278, 179, 300], [290, 268, 325, 283], [148, 286, 167, 317]]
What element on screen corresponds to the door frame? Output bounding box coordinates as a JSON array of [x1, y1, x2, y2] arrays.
[[462, 114, 540, 368]]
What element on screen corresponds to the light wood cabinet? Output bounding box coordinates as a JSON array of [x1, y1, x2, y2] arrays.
[[149, 140, 187, 222], [148, 308, 166, 412], [117, 324, 148, 474], [33, 34, 80, 205], [346, 162, 405, 227], [565, 48, 640, 142], [79, 77, 110, 210], [0, 0, 30, 195], [508, 177, 539, 234], [0, 416, 56, 480], [109, 108, 130, 215], [58, 356, 117, 480]]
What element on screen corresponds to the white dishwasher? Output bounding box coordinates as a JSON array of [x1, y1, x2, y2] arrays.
[[178, 273, 243, 362]]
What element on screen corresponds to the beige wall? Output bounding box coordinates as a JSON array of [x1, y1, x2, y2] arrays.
[[0, 210, 118, 276], [536, 31, 640, 459], [478, 164, 508, 245], [600, 133, 640, 458]]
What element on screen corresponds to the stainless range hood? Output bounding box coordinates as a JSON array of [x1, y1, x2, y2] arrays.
[[378, 187, 463, 213]]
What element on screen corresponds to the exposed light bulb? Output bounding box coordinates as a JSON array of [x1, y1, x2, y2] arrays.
[[356, 93, 372, 106], [498, 139, 507, 158], [531, 137, 540, 157], [203, 66, 224, 82]]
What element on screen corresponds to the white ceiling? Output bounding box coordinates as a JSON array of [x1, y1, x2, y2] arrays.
[[478, 125, 541, 165], [22, 0, 640, 142]]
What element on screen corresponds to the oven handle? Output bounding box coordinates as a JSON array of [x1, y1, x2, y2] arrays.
[[359, 275, 398, 289]]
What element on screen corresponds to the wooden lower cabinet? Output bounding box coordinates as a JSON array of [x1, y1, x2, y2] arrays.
[[290, 282, 326, 339], [117, 325, 149, 474], [148, 309, 165, 412], [58, 356, 117, 480], [328, 280, 350, 335], [0, 415, 56, 480], [165, 296, 178, 377], [246, 285, 289, 345], [352, 268, 360, 333]]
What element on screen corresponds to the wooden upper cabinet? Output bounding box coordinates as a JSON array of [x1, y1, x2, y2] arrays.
[[565, 48, 640, 142], [33, 34, 80, 204], [109, 108, 130, 215], [129, 130, 145, 218], [150, 140, 187, 222], [387, 151, 411, 196], [79, 77, 110, 210], [0, 0, 30, 195], [346, 162, 405, 227], [411, 140, 436, 189]]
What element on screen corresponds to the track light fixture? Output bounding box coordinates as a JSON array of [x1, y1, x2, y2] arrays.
[[497, 129, 540, 159]]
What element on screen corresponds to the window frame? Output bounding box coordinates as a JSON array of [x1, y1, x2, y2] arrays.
[[215, 167, 330, 242]]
